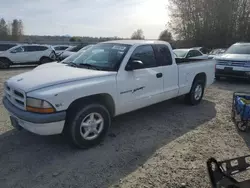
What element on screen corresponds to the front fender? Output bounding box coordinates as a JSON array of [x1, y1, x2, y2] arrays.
[[27, 76, 117, 112]]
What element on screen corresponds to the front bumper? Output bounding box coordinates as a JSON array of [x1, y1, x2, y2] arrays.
[[3, 97, 66, 135], [215, 69, 250, 79]]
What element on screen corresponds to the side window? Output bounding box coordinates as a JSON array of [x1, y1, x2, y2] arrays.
[[187, 50, 202, 58], [38, 46, 48, 51], [59, 46, 68, 50], [193, 50, 202, 56], [186, 50, 195, 58], [153, 44, 172, 66], [12, 46, 24, 53], [23, 46, 36, 52], [24, 46, 48, 52], [130, 45, 157, 69], [54, 46, 67, 50]]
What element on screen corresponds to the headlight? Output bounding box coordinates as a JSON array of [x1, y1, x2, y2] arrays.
[[26, 97, 55, 113]]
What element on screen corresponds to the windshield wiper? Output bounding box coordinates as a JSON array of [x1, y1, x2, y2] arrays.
[[63, 62, 78, 67], [78, 63, 101, 70]]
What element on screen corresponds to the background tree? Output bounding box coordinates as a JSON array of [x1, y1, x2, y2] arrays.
[[159, 29, 173, 42], [131, 29, 145, 40], [168, 0, 250, 48], [0, 18, 8, 40], [11, 19, 23, 41]]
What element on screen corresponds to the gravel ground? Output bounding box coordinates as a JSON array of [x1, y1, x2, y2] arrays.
[[0, 67, 250, 188]]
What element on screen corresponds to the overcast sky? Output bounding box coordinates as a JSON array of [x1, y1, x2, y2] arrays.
[[0, 0, 169, 38]]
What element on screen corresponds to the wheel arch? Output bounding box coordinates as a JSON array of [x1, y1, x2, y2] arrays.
[[66, 93, 116, 119], [39, 56, 51, 61], [192, 72, 207, 86], [0, 57, 13, 64]]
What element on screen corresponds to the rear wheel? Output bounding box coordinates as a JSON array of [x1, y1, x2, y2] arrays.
[[64, 103, 111, 149], [185, 79, 205, 105], [0, 58, 11, 69], [40, 57, 52, 64]]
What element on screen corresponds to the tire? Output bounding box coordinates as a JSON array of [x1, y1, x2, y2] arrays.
[[0, 58, 11, 69], [185, 79, 205, 105], [237, 121, 247, 132], [64, 104, 111, 149], [40, 57, 52, 64]]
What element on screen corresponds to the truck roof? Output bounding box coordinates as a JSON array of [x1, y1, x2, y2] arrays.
[[102, 40, 169, 45]]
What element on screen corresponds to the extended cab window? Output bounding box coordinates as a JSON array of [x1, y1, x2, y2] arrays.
[[153, 44, 172, 65], [130, 45, 157, 69]]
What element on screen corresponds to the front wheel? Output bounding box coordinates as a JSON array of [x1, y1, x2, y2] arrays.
[[185, 80, 205, 105], [65, 104, 111, 149], [0, 58, 11, 69]]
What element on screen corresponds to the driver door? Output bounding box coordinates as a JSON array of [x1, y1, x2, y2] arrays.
[[116, 45, 164, 114]]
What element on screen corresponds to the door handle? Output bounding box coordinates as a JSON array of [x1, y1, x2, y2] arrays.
[[156, 73, 163, 78]]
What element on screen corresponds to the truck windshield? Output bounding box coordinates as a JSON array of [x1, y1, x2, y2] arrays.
[[225, 44, 250, 54], [173, 49, 188, 58], [61, 43, 131, 71]]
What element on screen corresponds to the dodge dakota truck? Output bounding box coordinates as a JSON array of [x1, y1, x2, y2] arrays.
[[3, 40, 215, 148]]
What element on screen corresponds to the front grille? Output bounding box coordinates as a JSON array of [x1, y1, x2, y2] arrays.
[[14, 90, 24, 98], [217, 60, 246, 67], [4, 83, 26, 110]]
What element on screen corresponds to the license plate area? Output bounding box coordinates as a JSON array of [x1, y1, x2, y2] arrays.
[[10, 116, 22, 130], [224, 67, 233, 72]]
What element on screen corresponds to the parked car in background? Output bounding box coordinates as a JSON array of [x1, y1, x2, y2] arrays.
[[173, 48, 209, 59], [3, 40, 215, 148], [0, 44, 56, 68], [0, 43, 18, 52], [208, 48, 226, 59], [58, 44, 93, 60], [53, 45, 71, 56], [215, 43, 250, 80], [192, 47, 209, 54]]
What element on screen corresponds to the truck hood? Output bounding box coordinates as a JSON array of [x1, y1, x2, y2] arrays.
[[7, 62, 117, 92], [215, 54, 250, 61]]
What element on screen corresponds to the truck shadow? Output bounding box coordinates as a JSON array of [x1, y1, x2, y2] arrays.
[[0, 98, 216, 188]]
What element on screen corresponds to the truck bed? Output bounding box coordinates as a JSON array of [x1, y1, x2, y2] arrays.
[[176, 58, 215, 96], [175, 58, 209, 64]]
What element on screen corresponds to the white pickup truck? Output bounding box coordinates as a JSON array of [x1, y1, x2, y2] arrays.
[[3, 40, 215, 148]]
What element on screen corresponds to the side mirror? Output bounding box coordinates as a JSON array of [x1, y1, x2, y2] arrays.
[[10, 50, 17, 53], [125, 60, 144, 71]]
